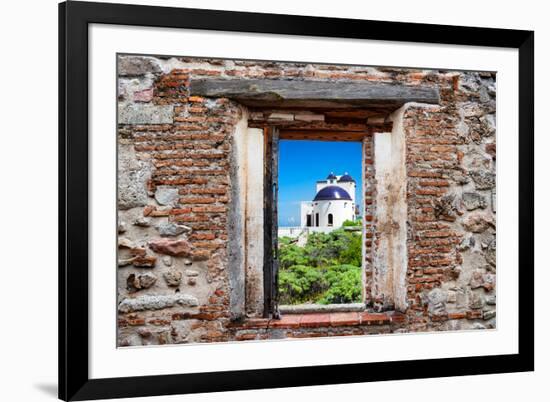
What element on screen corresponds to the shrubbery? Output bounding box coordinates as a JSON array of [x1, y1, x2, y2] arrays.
[[278, 228, 362, 305], [342, 219, 362, 227]]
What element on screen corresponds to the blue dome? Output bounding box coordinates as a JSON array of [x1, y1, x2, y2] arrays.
[[338, 173, 355, 183], [326, 172, 337, 180], [313, 185, 352, 201]]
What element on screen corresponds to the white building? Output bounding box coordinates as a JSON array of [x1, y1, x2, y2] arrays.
[[299, 172, 357, 229]]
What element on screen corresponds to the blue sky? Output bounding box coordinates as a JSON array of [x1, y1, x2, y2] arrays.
[[277, 140, 363, 227]]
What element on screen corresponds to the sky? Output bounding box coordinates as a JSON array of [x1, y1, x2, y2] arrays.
[[277, 140, 363, 227]]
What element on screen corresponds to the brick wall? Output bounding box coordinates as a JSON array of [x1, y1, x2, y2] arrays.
[[362, 133, 375, 307], [117, 55, 496, 346], [403, 73, 496, 331]]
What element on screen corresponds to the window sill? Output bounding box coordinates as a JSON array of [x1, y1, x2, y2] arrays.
[[279, 303, 366, 314], [228, 311, 406, 330]]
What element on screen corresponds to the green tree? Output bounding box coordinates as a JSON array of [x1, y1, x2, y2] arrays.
[[278, 265, 328, 304], [277, 229, 363, 305], [318, 265, 362, 304], [279, 240, 308, 270], [338, 232, 362, 266]]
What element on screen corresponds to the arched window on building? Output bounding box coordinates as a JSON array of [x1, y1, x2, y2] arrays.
[[328, 213, 333, 226]]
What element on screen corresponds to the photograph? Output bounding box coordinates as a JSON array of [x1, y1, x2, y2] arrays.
[[0, 0, 543, 400], [116, 55, 497, 346]]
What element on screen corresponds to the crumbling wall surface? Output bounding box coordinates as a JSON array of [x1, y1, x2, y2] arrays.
[[402, 72, 496, 332], [116, 55, 496, 346], [117, 57, 243, 345], [362, 134, 375, 307]]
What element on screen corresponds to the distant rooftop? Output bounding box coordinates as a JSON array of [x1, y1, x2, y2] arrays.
[[313, 185, 352, 201], [338, 172, 355, 183]]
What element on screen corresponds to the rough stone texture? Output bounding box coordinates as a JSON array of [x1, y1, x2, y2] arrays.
[[470, 170, 496, 190], [118, 104, 174, 125], [156, 222, 191, 237], [427, 288, 447, 315], [163, 269, 182, 287], [149, 238, 194, 256], [118, 56, 162, 76], [118, 294, 199, 313], [154, 186, 180, 206], [127, 272, 157, 291], [117, 55, 496, 345], [131, 255, 157, 268], [485, 238, 496, 267], [403, 70, 496, 333], [462, 213, 495, 233], [118, 221, 127, 233], [462, 192, 487, 211], [118, 144, 151, 210], [133, 217, 151, 227]]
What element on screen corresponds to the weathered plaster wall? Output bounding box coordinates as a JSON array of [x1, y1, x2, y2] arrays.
[[227, 109, 249, 319], [245, 128, 265, 317], [372, 115, 408, 313], [117, 55, 496, 346]]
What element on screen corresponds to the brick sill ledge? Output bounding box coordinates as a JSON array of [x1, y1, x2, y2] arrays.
[[279, 303, 365, 314], [228, 311, 406, 330]]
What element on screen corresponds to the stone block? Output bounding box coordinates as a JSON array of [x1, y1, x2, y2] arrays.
[[149, 238, 193, 256], [462, 192, 487, 211], [118, 294, 199, 313], [470, 170, 495, 190], [118, 104, 174, 124], [163, 269, 182, 287], [154, 186, 180, 206], [118, 144, 151, 210], [118, 56, 162, 76], [156, 222, 191, 237]]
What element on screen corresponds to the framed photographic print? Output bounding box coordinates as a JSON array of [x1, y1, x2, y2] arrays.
[[59, 1, 534, 400]]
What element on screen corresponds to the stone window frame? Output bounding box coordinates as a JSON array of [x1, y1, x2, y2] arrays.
[[189, 77, 441, 320], [229, 107, 410, 320]]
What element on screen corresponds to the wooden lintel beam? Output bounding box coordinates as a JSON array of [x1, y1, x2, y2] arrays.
[[279, 130, 369, 142], [249, 121, 367, 131], [190, 78, 440, 108], [367, 122, 394, 133]]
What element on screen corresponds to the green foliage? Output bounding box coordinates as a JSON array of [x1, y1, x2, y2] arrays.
[[342, 219, 362, 227], [278, 229, 363, 305], [318, 265, 362, 304], [338, 232, 362, 266], [278, 265, 327, 304]]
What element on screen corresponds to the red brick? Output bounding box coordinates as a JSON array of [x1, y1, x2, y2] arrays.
[[270, 315, 302, 328], [190, 233, 215, 240], [127, 318, 145, 326], [466, 310, 483, 319], [330, 312, 360, 327], [390, 312, 408, 323], [360, 312, 391, 325], [235, 333, 258, 341], [300, 313, 331, 328], [188, 96, 204, 103], [169, 207, 192, 215], [179, 197, 217, 204], [228, 318, 269, 329], [419, 180, 450, 187]]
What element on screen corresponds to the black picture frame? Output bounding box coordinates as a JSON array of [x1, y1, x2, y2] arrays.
[[59, 1, 534, 400]]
